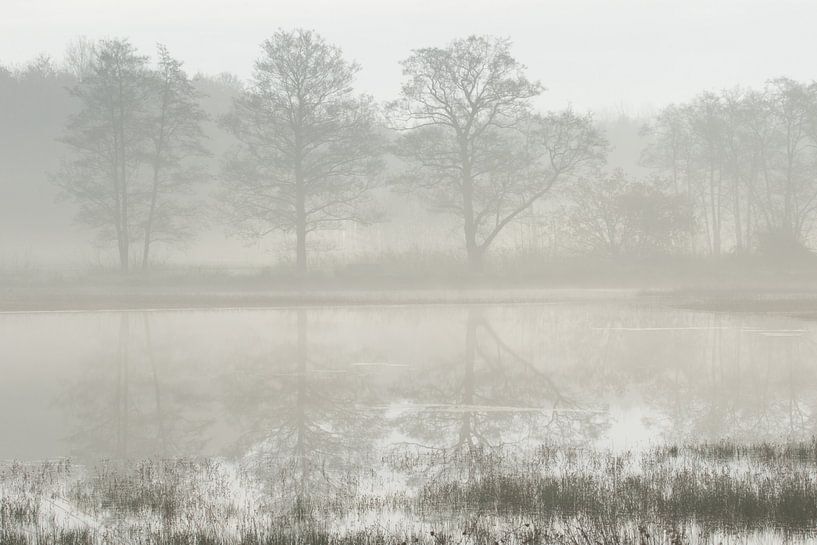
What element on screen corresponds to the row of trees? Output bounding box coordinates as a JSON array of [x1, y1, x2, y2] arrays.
[[57, 40, 208, 272], [55, 31, 605, 273], [46, 31, 817, 273], [644, 79, 817, 257]]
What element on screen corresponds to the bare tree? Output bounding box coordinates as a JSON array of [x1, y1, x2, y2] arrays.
[[56, 39, 153, 272], [766, 78, 817, 243], [566, 170, 689, 256], [63, 36, 97, 82], [141, 44, 208, 271], [698, 94, 730, 256], [645, 79, 817, 256], [641, 104, 697, 250], [391, 36, 604, 270], [221, 29, 383, 274]]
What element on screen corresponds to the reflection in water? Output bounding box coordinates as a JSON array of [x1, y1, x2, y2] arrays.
[[222, 309, 381, 519], [393, 309, 607, 482], [5, 302, 817, 541], [8, 302, 816, 466], [60, 313, 211, 459], [612, 313, 817, 442]]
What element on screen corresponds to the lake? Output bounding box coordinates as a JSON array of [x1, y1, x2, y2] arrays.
[[4, 298, 817, 544], [2, 298, 815, 461]]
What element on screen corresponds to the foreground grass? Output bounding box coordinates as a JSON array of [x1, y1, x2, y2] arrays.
[[3, 442, 817, 544], [418, 444, 817, 527]]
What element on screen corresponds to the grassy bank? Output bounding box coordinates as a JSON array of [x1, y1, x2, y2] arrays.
[[4, 253, 817, 312]]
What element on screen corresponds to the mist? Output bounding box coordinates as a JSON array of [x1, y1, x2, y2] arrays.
[[4, 2, 817, 544]]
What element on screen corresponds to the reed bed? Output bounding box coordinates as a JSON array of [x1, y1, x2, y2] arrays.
[[3, 442, 817, 544]]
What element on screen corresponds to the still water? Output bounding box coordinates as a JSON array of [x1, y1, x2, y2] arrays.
[[1, 300, 816, 462]]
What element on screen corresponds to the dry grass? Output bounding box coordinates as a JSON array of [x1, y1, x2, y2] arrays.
[[3, 442, 817, 544]]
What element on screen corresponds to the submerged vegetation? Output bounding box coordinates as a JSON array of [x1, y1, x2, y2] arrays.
[[3, 442, 817, 544]]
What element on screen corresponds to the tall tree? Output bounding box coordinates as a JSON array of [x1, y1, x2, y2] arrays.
[[687, 93, 726, 256], [141, 44, 208, 271], [641, 104, 697, 251], [645, 80, 817, 256], [391, 36, 604, 270], [63, 36, 97, 82], [221, 29, 383, 274], [57, 39, 153, 272], [767, 78, 817, 242], [720, 89, 753, 252]]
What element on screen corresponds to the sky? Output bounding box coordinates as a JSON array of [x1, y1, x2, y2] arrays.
[[2, 0, 817, 115]]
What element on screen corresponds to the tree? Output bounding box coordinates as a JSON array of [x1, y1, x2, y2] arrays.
[[56, 40, 208, 272], [645, 80, 817, 257], [56, 39, 153, 272], [63, 36, 97, 82], [766, 78, 817, 243], [644, 95, 732, 256], [391, 35, 604, 270], [141, 44, 208, 270], [221, 29, 383, 275], [687, 93, 728, 256], [566, 170, 689, 256], [641, 104, 697, 250]]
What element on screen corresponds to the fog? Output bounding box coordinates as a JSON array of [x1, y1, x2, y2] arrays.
[[4, 2, 817, 544], [5, 0, 817, 112]]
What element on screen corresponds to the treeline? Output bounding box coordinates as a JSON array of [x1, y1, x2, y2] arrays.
[[2, 31, 816, 274], [643, 80, 817, 259]]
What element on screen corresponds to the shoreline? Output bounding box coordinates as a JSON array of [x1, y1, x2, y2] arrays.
[[5, 284, 817, 315], [0, 286, 642, 313]]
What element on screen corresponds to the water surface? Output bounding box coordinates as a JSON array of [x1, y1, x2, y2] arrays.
[[2, 300, 815, 462]]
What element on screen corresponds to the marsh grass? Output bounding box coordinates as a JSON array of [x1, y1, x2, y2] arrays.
[[419, 442, 817, 527], [3, 442, 817, 544]]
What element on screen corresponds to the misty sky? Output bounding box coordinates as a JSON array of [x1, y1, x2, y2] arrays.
[[2, 0, 816, 115]]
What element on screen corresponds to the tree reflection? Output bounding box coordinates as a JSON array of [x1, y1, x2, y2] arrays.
[[393, 308, 608, 482], [595, 312, 817, 443], [222, 309, 382, 520], [59, 312, 211, 459]]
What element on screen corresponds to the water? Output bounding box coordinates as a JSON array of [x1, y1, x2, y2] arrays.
[[2, 299, 815, 462], [5, 299, 817, 543]]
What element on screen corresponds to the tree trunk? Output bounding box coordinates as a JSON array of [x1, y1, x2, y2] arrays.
[[685, 161, 696, 255], [295, 181, 307, 276], [709, 164, 721, 257], [115, 152, 129, 273], [143, 105, 167, 272], [118, 75, 130, 274], [142, 170, 159, 272], [118, 236, 129, 273], [294, 123, 308, 276], [785, 135, 794, 240], [745, 191, 753, 251], [467, 246, 483, 272], [733, 176, 743, 252], [460, 141, 481, 272]]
